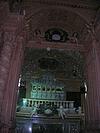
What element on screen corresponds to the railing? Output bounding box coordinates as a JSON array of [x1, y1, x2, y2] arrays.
[[22, 98, 74, 109], [16, 99, 85, 133], [17, 98, 83, 118]]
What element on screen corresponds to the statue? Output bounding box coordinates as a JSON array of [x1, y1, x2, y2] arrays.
[[33, 29, 42, 41], [57, 105, 67, 119], [69, 32, 78, 46], [31, 103, 39, 116], [85, 22, 96, 40]]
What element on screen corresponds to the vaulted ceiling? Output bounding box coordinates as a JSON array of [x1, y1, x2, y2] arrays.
[[22, 0, 99, 42], [3, 0, 100, 43]]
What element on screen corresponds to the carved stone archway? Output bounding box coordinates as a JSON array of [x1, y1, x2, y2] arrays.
[[0, 1, 100, 133]]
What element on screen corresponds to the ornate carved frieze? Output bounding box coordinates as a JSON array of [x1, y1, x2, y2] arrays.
[[27, 0, 99, 10]]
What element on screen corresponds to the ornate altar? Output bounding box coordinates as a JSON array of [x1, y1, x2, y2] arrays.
[[16, 72, 84, 133]]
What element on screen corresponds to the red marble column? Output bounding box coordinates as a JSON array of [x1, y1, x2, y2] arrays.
[[0, 9, 25, 132], [85, 39, 100, 130], [10, 36, 25, 120], [0, 32, 17, 133], [0, 32, 16, 112], [0, 36, 25, 133], [0, 2, 9, 111]]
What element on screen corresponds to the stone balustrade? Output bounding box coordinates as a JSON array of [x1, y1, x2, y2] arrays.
[[22, 98, 74, 109]]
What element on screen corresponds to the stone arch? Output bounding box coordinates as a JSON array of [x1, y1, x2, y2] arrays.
[[26, 6, 89, 25], [25, 6, 90, 42]]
